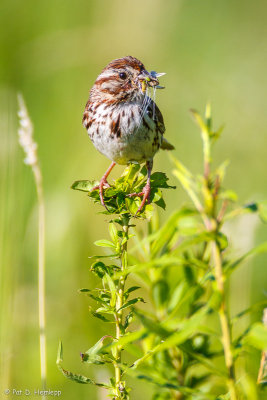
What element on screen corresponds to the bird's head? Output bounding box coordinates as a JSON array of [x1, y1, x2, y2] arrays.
[[90, 56, 164, 103]]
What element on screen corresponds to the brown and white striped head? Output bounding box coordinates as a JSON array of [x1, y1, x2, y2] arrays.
[[89, 56, 159, 104]]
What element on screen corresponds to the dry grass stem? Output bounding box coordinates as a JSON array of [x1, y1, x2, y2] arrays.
[[17, 94, 47, 395]]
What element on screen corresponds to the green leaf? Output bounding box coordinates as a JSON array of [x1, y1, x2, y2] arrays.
[[152, 280, 169, 308], [172, 166, 204, 214], [118, 297, 145, 311], [94, 239, 116, 249], [224, 202, 259, 221], [238, 374, 259, 400], [124, 311, 133, 330], [56, 341, 111, 388], [202, 180, 213, 211], [154, 196, 166, 210], [89, 254, 119, 260], [141, 307, 208, 360], [88, 293, 109, 305], [150, 188, 162, 203], [102, 329, 148, 354], [142, 203, 155, 219], [113, 256, 183, 279], [208, 290, 222, 312], [124, 286, 141, 298], [152, 393, 171, 400], [170, 155, 194, 180], [215, 160, 230, 183], [212, 124, 224, 141], [89, 307, 113, 322], [90, 261, 109, 278], [133, 309, 170, 337], [124, 342, 143, 358], [225, 241, 267, 275], [125, 286, 141, 294], [56, 340, 63, 365], [118, 363, 214, 398], [71, 180, 98, 192], [58, 364, 98, 385], [219, 190, 238, 202], [150, 172, 176, 189], [190, 109, 209, 135], [167, 281, 188, 313], [185, 349, 226, 377], [214, 232, 228, 251], [104, 273, 117, 308], [81, 336, 113, 364], [258, 201, 267, 223], [125, 197, 140, 215], [108, 222, 118, 243], [121, 163, 141, 182], [104, 187, 119, 197], [243, 322, 267, 350], [244, 202, 259, 212], [231, 301, 267, 324], [150, 209, 194, 257]]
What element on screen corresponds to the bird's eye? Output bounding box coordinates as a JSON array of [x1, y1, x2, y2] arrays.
[[119, 72, 127, 80]]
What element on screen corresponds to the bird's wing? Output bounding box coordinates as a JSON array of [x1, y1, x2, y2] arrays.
[[147, 101, 165, 135], [147, 101, 175, 151]]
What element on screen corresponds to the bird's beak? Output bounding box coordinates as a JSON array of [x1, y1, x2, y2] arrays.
[[137, 70, 165, 93]]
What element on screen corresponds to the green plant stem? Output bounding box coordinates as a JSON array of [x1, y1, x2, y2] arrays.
[[169, 347, 184, 400], [202, 131, 211, 180], [212, 240, 237, 400], [32, 164, 47, 395], [203, 193, 237, 399], [257, 308, 267, 384], [202, 170, 236, 398], [188, 175, 237, 398], [21, 160, 47, 400], [114, 216, 129, 398], [199, 114, 237, 399]]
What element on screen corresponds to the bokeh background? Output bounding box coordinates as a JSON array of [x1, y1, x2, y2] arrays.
[[1, 0, 267, 399]]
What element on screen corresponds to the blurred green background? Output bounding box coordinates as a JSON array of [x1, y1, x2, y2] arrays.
[[1, 0, 267, 399]]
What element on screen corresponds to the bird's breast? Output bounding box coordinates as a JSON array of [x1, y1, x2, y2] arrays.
[[84, 101, 162, 165]]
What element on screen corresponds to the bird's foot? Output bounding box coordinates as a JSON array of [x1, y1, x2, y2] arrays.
[[90, 162, 116, 211], [128, 182, 151, 215], [91, 179, 110, 210]]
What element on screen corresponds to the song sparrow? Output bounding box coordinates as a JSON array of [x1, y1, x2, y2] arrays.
[[82, 56, 174, 213]]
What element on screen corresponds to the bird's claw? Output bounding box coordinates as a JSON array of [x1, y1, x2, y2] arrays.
[[128, 183, 151, 215], [91, 179, 110, 210]]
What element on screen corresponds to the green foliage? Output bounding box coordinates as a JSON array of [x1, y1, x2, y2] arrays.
[[58, 106, 267, 399], [71, 164, 175, 218]]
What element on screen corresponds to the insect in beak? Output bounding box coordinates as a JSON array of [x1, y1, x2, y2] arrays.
[[141, 80, 147, 93], [138, 70, 165, 92]]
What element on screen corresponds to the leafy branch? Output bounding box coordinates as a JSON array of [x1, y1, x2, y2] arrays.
[[58, 165, 174, 399]]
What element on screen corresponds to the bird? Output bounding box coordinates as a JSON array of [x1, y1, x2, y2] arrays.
[[82, 56, 174, 214]]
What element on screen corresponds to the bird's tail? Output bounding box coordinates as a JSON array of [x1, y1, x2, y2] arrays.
[[160, 138, 175, 150]]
